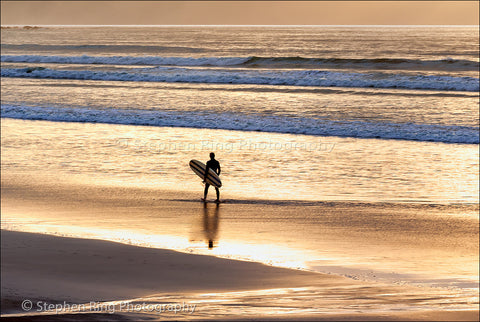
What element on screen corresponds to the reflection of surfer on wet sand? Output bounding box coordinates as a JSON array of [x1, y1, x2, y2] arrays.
[[203, 203, 220, 249]]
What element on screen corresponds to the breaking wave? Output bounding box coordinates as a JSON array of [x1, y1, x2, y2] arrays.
[[2, 65, 478, 92], [2, 104, 478, 144], [2, 54, 478, 71]]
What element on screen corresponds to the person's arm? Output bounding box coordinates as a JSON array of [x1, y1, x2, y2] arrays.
[[217, 163, 221, 176]]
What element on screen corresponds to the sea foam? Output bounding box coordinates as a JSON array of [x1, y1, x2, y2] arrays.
[[2, 104, 478, 144]]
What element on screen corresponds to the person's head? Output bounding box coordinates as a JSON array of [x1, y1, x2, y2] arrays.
[[210, 152, 215, 160]]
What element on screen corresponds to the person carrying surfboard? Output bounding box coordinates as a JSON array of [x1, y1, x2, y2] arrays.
[[203, 152, 221, 202]]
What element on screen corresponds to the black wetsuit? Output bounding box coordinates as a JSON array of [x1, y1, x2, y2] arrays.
[[206, 159, 221, 175], [204, 159, 221, 200]]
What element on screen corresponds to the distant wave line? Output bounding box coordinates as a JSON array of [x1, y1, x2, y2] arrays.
[[1, 66, 478, 92], [2, 54, 478, 71]]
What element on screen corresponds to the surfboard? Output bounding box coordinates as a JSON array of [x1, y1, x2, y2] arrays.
[[189, 159, 222, 188]]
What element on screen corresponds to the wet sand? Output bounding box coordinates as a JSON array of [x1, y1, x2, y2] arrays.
[[1, 173, 479, 320], [0, 230, 346, 313], [2, 230, 478, 321]]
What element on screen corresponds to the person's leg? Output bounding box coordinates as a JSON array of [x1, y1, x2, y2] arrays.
[[215, 187, 220, 201], [204, 183, 210, 200]]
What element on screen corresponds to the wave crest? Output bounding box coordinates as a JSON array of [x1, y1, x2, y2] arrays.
[[2, 105, 478, 144], [2, 54, 478, 71], [2, 65, 478, 92]]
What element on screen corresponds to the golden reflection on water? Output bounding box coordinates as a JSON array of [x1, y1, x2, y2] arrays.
[[2, 285, 478, 319], [2, 212, 311, 271], [2, 118, 478, 203], [202, 203, 220, 249]]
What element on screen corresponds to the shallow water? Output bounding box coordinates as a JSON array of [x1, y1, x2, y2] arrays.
[[2, 118, 478, 203]]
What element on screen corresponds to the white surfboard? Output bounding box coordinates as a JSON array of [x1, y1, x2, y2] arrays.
[[189, 159, 222, 188]]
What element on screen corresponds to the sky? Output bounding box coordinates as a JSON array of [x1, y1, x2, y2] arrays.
[[1, 1, 478, 26]]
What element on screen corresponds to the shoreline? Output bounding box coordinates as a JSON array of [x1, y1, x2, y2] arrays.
[[3, 171, 479, 208], [2, 117, 478, 205], [1, 173, 479, 320], [1, 230, 343, 313], [2, 230, 478, 321]]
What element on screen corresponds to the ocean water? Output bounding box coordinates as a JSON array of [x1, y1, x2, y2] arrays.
[[1, 26, 479, 316], [1, 26, 479, 202]]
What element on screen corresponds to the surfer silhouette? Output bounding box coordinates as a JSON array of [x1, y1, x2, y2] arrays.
[[203, 152, 221, 202]]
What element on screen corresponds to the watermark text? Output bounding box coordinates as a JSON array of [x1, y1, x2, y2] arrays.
[[21, 299, 196, 315], [116, 138, 335, 153]]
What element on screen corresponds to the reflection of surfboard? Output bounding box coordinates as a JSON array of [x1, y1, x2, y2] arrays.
[[189, 160, 222, 188]]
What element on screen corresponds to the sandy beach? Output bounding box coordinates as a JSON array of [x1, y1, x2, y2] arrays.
[[1, 230, 343, 318], [2, 173, 478, 321], [2, 229, 478, 321]]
